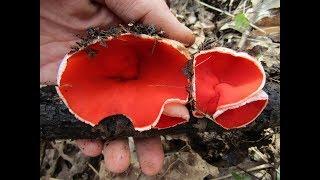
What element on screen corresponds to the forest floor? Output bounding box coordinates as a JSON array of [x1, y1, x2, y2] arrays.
[[40, 0, 280, 179]]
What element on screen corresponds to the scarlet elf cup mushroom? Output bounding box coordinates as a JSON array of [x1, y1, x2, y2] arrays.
[[192, 47, 268, 129], [56, 25, 268, 131]]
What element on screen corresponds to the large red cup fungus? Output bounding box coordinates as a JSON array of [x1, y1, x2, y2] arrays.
[[56, 26, 269, 131], [192, 47, 268, 129], [56, 34, 190, 131]]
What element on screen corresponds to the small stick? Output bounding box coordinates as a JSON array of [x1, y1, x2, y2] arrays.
[[87, 163, 100, 177], [236, 165, 261, 180], [50, 142, 74, 164], [229, 0, 235, 13], [160, 157, 181, 178], [233, 35, 280, 47]]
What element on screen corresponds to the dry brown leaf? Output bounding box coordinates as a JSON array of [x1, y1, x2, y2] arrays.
[[255, 11, 280, 27], [158, 151, 219, 179], [247, 0, 280, 23], [257, 46, 280, 67]]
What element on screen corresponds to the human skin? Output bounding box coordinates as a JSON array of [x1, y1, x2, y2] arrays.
[[41, 0, 194, 176]]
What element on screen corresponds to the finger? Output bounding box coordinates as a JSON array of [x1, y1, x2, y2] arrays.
[[163, 102, 190, 121], [40, 61, 60, 85], [134, 136, 164, 176], [76, 139, 103, 157], [102, 139, 131, 173], [41, 0, 121, 30], [104, 0, 195, 46]]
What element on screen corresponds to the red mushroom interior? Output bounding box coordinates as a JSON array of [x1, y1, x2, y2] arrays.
[[57, 34, 189, 130], [214, 98, 267, 129], [193, 48, 267, 129]]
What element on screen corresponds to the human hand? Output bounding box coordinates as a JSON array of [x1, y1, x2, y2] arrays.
[[41, 0, 194, 175]]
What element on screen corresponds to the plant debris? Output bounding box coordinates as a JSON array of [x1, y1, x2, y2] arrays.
[[68, 23, 166, 57]]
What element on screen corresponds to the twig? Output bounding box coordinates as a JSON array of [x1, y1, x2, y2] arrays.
[[248, 164, 275, 173], [88, 163, 100, 177], [243, 0, 248, 13], [160, 157, 181, 178], [196, 0, 234, 17], [196, 0, 266, 34], [238, 30, 250, 50], [251, 147, 269, 163], [229, 0, 235, 13], [249, 147, 280, 175], [236, 165, 261, 180], [182, 0, 190, 10], [176, 168, 184, 175], [250, 24, 266, 33], [178, 143, 192, 152], [233, 35, 280, 47], [213, 164, 273, 180], [50, 142, 74, 165]]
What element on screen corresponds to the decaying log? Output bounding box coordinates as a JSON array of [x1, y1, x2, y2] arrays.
[[40, 78, 279, 140]]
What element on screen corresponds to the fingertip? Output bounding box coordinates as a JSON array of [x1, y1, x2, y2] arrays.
[[171, 20, 196, 47], [183, 28, 196, 47], [143, 9, 195, 46], [135, 137, 164, 176], [104, 0, 195, 46], [103, 139, 131, 174], [149, 1, 195, 46], [76, 139, 103, 157], [163, 102, 190, 121]]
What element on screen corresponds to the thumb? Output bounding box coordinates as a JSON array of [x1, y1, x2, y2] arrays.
[[104, 0, 195, 46]]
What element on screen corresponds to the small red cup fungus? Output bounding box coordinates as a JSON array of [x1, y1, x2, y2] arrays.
[[56, 34, 190, 131], [192, 47, 268, 129]]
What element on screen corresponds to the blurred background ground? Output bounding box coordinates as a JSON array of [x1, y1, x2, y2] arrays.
[[40, 0, 280, 179]]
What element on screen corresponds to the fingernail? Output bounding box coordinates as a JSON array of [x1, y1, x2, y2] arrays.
[[183, 114, 190, 120]]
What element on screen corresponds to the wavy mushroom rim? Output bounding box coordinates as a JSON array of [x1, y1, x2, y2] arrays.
[[57, 33, 190, 86], [213, 90, 268, 129], [56, 33, 191, 131], [57, 84, 188, 131], [191, 47, 266, 118]]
